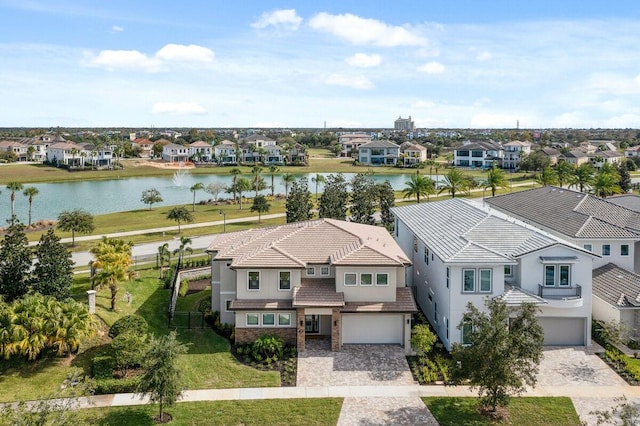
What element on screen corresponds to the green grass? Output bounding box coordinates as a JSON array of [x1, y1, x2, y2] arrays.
[[423, 397, 581, 426], [76, 398, 343, 426]]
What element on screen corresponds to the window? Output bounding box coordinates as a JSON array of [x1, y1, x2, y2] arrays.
[[278, 313, 291, 326], [446, 267, 449, 288], [306, 267, 316, 276], [471, 150, 483, 157], [376, 273, 388, 286], [504, 265, 513, 277], [457, 150, 469, 157], [559, 265, 570, 286], [344, 273, 357, 286], [621, 244, 630, 256], [424, 247, 428, 264], [602, 244, 611, 256], [360, 273, 373, 286], [545, 264, 571, 287], [413, 236, 418, 252], [445, 317, 449, 340], [279, 271, 291, 290], [246, 313, 259, 326], [462, 321, 473, 345], [248, 271, 260, 290], [544, 265, 556, 286], [479, 269, 492, 292], [462, 269, 475, 292], [583, 244, 592, 251], [262, 313, 275, 326], [225, 299, 232, 312], [320, 266, 330, 276]]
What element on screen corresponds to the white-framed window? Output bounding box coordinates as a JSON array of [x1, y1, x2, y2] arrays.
[[262, 313, 275, 326], [424, 247, 429, 264], [544, 264, 571, 287], [344, 273, 357, 286], [544, 265, 556, 287], [462, 321, 473, 345], [375, 273, 389, 286], [479, 269, 492, 292], [225, 299, 232, 312], [248, 271, 260, 291], [246, 313, 259, 326], [413, 236, 418, 252], [306, 267, 316, 276], [446, 267, 449, 288], [278, 313, 291, 326], [320, 266, 330, 276], [279, 271, 291, 291], [602, 244, 611, 256], [504, 265, 513, 277], [462, 269, 475, 292], [621, 244, 630, 256], [559, 265, 570, 286], [583, 244, 592, 252], [360, 273, 373, 286]]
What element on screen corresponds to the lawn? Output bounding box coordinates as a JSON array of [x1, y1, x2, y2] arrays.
[[423, 397, 581, 426], [76, 398, 343, 426]]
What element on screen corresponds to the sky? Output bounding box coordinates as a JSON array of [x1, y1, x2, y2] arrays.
[[1, 1, 640, 129]]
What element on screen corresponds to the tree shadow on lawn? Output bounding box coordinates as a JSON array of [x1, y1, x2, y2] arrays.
[[91, 407, 155, 426]]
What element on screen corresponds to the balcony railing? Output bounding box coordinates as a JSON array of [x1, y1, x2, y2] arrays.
[[538, 284, 582, 300]]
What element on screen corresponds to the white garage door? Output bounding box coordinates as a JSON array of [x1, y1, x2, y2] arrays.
[[538, 317, 586, 346], [342, 314, 403, 344]]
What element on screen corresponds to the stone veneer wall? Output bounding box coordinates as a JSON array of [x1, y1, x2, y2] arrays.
[[234, 327, 297, 345]]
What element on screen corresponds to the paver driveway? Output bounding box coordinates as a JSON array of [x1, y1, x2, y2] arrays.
[[537, 346, 625, 387]]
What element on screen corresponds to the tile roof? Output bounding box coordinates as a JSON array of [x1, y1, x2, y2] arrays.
[[500, 286, 547, 306], [292, 280, 345, 307], [607, 194, 640, 213], [341, 288, 418, 312], [486, 186, 640, 239], [207, 219, 410, 268], [229, 299, 293, 310], [358, 140, 401, 150], [593, 263, 640, 308]]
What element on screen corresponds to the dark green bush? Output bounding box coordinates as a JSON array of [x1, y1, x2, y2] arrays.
[[111, 332, 148, 374], [251, 335, 284, 360], [198, 299, 212, 313], [94, 376, 141, 394], [108, 314, 149, 339], [92, 355, 115, 379]]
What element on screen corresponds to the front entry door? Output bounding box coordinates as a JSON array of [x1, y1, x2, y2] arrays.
[[305, 315, 320, 334]]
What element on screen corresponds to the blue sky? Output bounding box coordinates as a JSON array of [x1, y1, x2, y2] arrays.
[[1, 1, 640, 129]]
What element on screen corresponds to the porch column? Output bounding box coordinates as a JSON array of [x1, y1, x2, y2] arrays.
[[297, 308, 306, 353], [331, 308, 340, 352]]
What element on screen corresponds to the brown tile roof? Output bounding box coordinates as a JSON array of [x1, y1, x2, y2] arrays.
[[292, 280, 344, 307], [229, 299, 293, 310], [341, 288, 417, 313]]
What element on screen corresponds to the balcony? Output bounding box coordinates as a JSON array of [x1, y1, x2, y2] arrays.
[[538, 284, 583, 308]]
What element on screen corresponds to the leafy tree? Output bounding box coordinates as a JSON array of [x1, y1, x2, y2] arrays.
[[31, 229, 73, 300], [377, 181, 396, 232], [411, 324, 437, 358], [318, 173, 349, 220], [0, 219, 31, 301], [438, 168, 469, 198], [250, 195, 271, 223], [112, 331, 148, 376], [141, 188, 163, 210], [90, 237, 133, 311], [166, 206, 193, 233], [22, 186, 39, 226], [136, 331, 189, 423], [451, 299, 543, 413], [57, 209, 95, 247], [286, 177, 314, 223], [349, 173, 376, 225], [484, 165, 507, 197], [205, 182, 226, 201], [535, 166, 559, 186], [281, 173, 295, 198], [569, 163, 595, 192], [189, 182, 205, 212], [268, 165, 280, 197], [554, 161, 575, 188], [403, 174, 435, 203], [618, 161, 632, 193], [6, 182, 23, 217], [312, 173, 325, 204]]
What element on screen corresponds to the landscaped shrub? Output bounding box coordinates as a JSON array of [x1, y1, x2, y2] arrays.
[[251, 335, 284, 361], [178, 279, 189, 297], [111, 332, 148, 375], [92, 355, 115, 379], [198, 299, 212, 313], [94, 376, 141, 394], [108, 314, 149, 339]]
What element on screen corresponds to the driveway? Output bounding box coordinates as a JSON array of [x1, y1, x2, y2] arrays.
[[537, 346, 626, 388]]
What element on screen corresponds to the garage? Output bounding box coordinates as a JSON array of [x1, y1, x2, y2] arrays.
[[342, 313, 404, 344], [538, 317, 586, 346]]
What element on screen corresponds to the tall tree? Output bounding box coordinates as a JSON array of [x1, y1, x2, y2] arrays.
[[311, 174, 326, 204], [90, 237, 133, 311], [189, 182, 205, 212], [349, 173, 376, 225], [402, 174, 435, 203], [618, 161, 632, 193], [250, 166, 266, 197], [172, 236, 192, 265], [56, 209, 95, 247], [166, 207, 193, 234], [569, 163, 595, 192], [228, 168, 241, 202], [0, 219, 32, 301], [250, 195, 271, 223], [438, 168, 468, 198], [228, 177, 251, 210], [268, 165, 280, 198], [6, 182, 23, 217], [535, 166, 559, 186], [141, 188, 163, 210], [157, 243, 171, 279], [451, 299, 543, 413], [591, 165, 622, 198], [377, 180, 396, 233], [31, 229, 74, 300], [281, 173, 295, 198], [22, 186, 39, 226], [484, 165, 507, 197], [136, 331, 189, 423], [555, 161, 575, 188], [285, 177, 314, 223], [318, 173, 349, 220]]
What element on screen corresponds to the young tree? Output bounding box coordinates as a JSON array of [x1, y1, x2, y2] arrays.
[[141, 188, 163, 210], [451, 299, 544, 413], [189, 182, 205, 212], [6, 181, 24, 217], [158, 243, 172, 279], [172, 236, 192, 265], [0, 219, 32, 301], [268, 165, 280, 197], [535, 166, 559, 186], [311, 173, 325, 204], [136, 331, 189, 423], [591, 166, 622, 198], [555, 161, 575, 188], [57, 209, 95, 247], [569, 163, 595, 192], [281, 173, 295, 198], [377, 180, 396, 232], [205, 182, 226, 201], [349, 173, 376, 225], [402, 174, 435, 203], [228, 168, 241, 202], [618, 161, 632, 193], [31, 229, 74, 300], [484, 165, 507, 197], [438, 168, 469, 198], [22, 186, 39, 226], [286, 177, 314, 223], [318, 173, 349, 220], [90, 237, 133, 311], [166, 206, 193, 234], [250, 195, 271, 223], [229, 177, 251, 210]]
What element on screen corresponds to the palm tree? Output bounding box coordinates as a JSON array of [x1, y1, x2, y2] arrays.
[[235, 177, 251, 210], [569, 163, 595, 192], [158, 243, 171, 279], [438, 168, 468, 198], [281, 173, 295, 198], [555, 161, 575, 188], [6, 182, 23, 217], [591, 168, 622, 198], [535, 166, 559, 187], [485, 165, 507, 197], [189, 182, 205, 212], [311, 174, 325, 204], [90, 237, 133, 311], [70, 148, 79, 168], [402, 174, 435, 203], [268, 165, 280, 197], [51, 299, 95, 355], [22, 186, 39, 226], [173, 236, 193, 265], [166, 206, 193, 234], [229, 168, 241, 202], [251, 165, 264, 197]]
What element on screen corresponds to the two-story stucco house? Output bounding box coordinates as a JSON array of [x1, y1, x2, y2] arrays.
[[162, 143, 190, 163], [401, 142, 427, 167], [392, 198, 596, 350], [454, 141, 502, 169], [357, 140, 401, 166], [206, 219, 416, 354], [502, 140, 533, 170], [189, 141, 213, 162], [214, 140, 238, 165]]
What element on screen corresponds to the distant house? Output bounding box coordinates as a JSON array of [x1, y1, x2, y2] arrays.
[[132, 138, 154, 158], [401, 142, 427, 167], [357, 140, 401, 166], [262, 144, 284, 165], [189, 141, 213, 162], [162, 143, 190, 163], [624, 145, 640, 159], [502, 140, 532, 170], [454, 141, 502, 169], [0, 140, 29, 161], [538, 147, 562, 166], [286, 143, 308, 165], [561, 150, 590, 166], [239, 134, 277, 163], [214, 140, 238, 165], [589, 150, 623, 168], [46, 140, 86, 167], [78, 143, 113, 168], [339, 133, 371, 157]]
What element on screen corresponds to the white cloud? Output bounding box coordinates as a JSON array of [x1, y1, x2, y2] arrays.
[[151, 102, 207, 115], [476, 50, 491, 61], [323, 74, 373, 90], [418, 62, 445, 74], [85, 43, 214, 71], [156, 44, 214, 63], [309, 12, 426, 47], [345, 53, 381, 68], [111, 25, 123, 32], [251, 9, 302, 30], [411, 100, 436, 109]]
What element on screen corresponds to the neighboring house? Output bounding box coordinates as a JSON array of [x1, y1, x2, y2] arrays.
[[589, 150, 623, 168], [206, 219, 416, 354], [357, 140, 401, 166], [339, 133, 371, 157], [214, 140, 238, 165], [45, 141, 86, 167], [624, 145, 640, 159], [78, 143, 113, 168], [502, 140, 532, 170], [392, 198, 596, 350], [0, 140, 29, 161], [486, 186, 640, 274], [592, 263, 640, 341], [189, 141, 213, 162], [401, 142, 427, 167], [538, 147, 562, 166], [262, 144, 284, 165], [162, 143, 190, 163], [132, 138, 154, 158], [26, 137, 50, 161], [561, 150, 590, 166], [579, 142, 599, 154], [286, 142, 308, 165], [454, 141, 502, 169]]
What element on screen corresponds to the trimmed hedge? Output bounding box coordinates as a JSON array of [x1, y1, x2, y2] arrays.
[[92, 355, 115, 380], [94, 376, 140, 394], [108, 314, 149, 339]]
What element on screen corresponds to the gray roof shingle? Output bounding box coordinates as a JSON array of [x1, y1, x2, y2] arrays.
[[593, 263, 640, 308]]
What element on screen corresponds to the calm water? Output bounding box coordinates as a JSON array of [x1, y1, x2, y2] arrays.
[[0, 172, 443, 224]]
